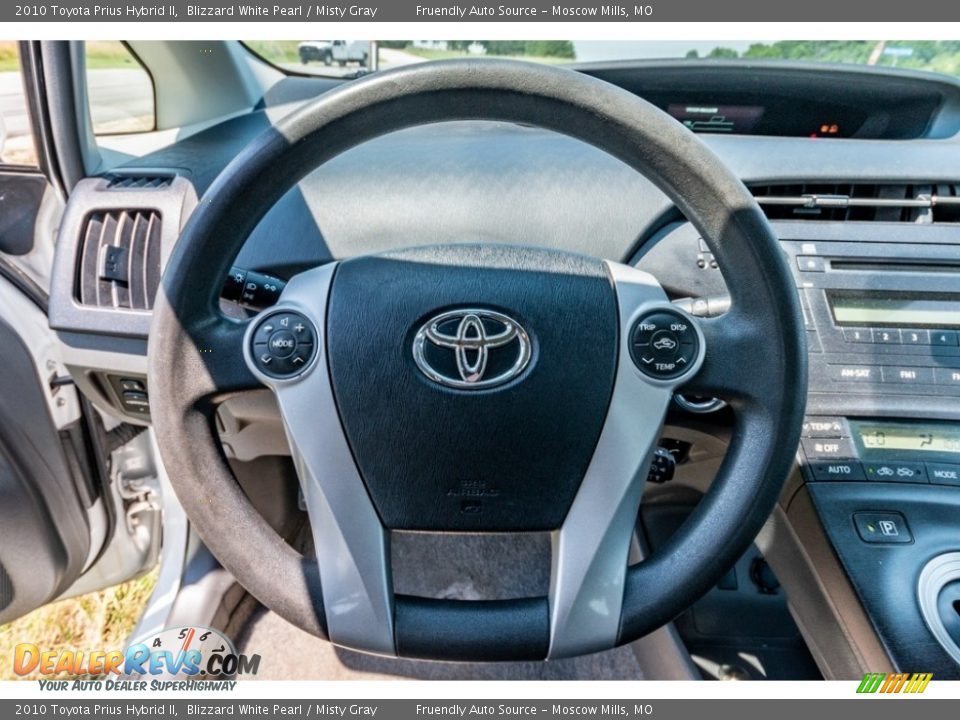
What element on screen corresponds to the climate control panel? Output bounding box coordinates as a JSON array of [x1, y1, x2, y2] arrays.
[[799, 416, 960, 487]]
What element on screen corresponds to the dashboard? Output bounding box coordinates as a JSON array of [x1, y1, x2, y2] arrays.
[[578, 61, 960, 139], [45, 60, 960, 676]]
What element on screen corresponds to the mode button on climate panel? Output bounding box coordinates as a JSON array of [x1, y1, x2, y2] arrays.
[[926, 463, 960, 486]]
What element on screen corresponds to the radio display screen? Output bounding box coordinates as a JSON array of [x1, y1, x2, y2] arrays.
[[858, 424, 960, 455], [828, 291, 960, 328]]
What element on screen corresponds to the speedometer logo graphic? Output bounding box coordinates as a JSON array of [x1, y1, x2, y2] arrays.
[[123, 625, 257, 678]]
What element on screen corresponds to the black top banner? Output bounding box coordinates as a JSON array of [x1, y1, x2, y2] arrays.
[[2, 0, 945, 22]]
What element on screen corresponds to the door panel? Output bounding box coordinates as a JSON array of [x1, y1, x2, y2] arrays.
[[0, 311, 91, 623]]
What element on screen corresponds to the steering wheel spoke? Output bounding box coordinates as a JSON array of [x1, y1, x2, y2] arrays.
[[548, 261, 704, 658], [244, 264, 395, 656], [681, 311, 771, 407]]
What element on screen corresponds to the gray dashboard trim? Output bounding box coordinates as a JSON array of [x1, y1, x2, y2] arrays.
[[49, 174, 197, 339]]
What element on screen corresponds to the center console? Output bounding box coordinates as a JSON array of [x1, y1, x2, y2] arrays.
[[779, 224, 960, 676]]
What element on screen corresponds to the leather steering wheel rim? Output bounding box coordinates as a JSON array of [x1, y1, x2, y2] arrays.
[[148, 59, 807, 661]]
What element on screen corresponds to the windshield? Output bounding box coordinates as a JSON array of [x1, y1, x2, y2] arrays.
[[246, 40, 960, 80]]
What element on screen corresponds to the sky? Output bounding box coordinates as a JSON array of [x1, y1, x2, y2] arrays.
[[573, 40, 760, 61]]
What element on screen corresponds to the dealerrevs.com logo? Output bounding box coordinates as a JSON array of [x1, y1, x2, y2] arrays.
[[13, 626, 260, 690]]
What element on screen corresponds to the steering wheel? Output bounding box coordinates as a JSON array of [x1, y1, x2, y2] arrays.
[[148, 60, 806, 662]]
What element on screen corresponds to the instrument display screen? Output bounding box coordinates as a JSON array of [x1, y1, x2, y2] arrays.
[[667, 104, 765, 134]]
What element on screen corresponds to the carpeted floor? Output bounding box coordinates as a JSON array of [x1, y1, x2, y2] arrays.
[[235, 532, 645, 680]]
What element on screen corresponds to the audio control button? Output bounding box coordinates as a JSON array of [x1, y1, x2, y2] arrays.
[[830, 365, 878, 383], [268, 330, 297, 358], [882, 366, 935, 385], [842, 328, 873, 343], [251, 311, 317, 378], [935, 368, 960, 387], [796, 256, 825, 272], [932, 330, 959, 347], [902, 329, 931, 345], [874, 329, 901, 344]]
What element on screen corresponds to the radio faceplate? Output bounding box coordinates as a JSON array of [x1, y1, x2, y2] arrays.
[[779, 224, 960, 419]]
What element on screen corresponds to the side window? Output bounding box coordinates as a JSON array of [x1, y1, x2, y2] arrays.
[[84, 42, 155, 136], [0, 42, 39, 166]]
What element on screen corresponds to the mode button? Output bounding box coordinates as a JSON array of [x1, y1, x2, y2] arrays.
[[926, 463, 960, 486]]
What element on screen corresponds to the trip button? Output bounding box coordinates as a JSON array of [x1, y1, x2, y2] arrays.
[[808, 460, 866, 481], [926, 462, 960, 486], [853, 512, 912, 544], [864, 461, 928, 483]]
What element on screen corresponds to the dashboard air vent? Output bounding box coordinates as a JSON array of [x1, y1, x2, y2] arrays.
[[75, 209, 162, 310], [751, 183, 960, 224], [104, 174, 173, 190]]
